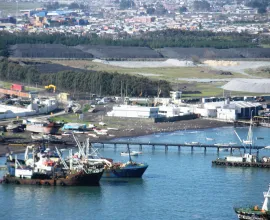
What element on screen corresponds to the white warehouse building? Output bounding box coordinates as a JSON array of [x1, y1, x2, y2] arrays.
[[107, 105, 159, 118]]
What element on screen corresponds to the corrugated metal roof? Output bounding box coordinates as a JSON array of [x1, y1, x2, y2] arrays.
[[235, 101, 261, 108], [222, 79, 270, 93]]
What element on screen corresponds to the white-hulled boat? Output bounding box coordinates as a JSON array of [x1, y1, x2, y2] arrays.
[[120, 152, 139, 156]]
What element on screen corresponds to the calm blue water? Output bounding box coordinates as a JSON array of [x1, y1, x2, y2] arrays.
[[1, 126, 270, 220]]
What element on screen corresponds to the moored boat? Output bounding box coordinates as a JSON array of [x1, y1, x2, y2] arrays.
[[120, 152, 139, 156], [234, 184, 270, 220], [2, 145, 104, 186], [103, 161, 148, 178], [72, 135, 148, 178]]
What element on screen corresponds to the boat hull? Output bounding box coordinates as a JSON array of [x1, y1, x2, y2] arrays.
[[103, 165, 148, 178], [235, 210, 270, 220], [3, 171, 104, 186], [26, 124, 60, 134]]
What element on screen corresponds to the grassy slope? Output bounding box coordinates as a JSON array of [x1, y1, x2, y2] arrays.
[[11, 58, 262, 98]]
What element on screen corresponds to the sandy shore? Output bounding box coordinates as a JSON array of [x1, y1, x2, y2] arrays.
[[0, 118, 231, 157]]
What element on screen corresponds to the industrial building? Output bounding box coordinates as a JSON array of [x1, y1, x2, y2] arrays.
[[195, 100, 262, 120], [107, 105, 159, 118]]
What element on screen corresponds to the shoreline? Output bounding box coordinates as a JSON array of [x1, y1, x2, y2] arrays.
[[0, 118, 232, 157]]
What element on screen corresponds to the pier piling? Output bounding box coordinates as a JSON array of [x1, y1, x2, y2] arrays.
[[139, 144, 142, 151], [165, 145, 168, 152]]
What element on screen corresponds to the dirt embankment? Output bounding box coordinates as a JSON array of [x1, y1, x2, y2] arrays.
[[9, 44, 270, 59]]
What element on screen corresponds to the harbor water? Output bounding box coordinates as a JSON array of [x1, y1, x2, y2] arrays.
[[1, 126, 270, 220]]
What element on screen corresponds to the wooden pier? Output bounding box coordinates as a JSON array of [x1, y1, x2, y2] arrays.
[[90, 141, 265, 154]]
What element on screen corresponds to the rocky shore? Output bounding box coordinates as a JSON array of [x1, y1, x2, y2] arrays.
[[0, 118, 231, 157]]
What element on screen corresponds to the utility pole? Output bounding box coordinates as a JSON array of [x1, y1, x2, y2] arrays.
[[125, 82, 128, 97], [121, 81, 123, 99], [16, 1, 18, 27]]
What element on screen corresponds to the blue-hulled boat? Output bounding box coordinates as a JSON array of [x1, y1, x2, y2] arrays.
[[103, 161, 148, 178]]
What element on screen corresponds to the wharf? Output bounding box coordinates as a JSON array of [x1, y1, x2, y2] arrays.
[[212, 159, 270, 168], [91, 141, 265, 153]]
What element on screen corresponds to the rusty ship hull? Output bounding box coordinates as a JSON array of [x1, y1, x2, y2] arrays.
[[2, 171, 104, 186]]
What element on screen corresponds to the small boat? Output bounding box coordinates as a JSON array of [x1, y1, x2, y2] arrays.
[[234, 184, 270, 220], [121, 152, 139, 156], [206, 137, 214, 141], [185, 142, 200, 145], [214, 143, 228, 147], [257, 137, 265, 140], [132, 151, 143, 155], [229, 142, 237, 145], [62, 131, 72, 136]]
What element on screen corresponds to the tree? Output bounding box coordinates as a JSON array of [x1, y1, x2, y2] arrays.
[[257, 7, 267, 13], [179, 6, 188, 13], [191, 55, 201, 65], [120, 0, 135, 9], [193, 1, 211, 12], [146, 7, 155, 15]]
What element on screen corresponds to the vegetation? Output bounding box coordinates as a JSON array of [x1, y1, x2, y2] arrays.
[[245, 0, 269, 14], [44, 2, 85, 10], [193, 1, 210, 11], [119, 0, 135, 9], [0, 29, 259, 57], [0, 59, 171, 97]]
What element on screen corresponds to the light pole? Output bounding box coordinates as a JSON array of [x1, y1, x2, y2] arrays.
[[16, 1, 18, 27]]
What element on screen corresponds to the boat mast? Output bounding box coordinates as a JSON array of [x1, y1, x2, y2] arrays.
[[127, 142, 132, 162], [262, 184, 270, 211], [247, 111, 254, 154]]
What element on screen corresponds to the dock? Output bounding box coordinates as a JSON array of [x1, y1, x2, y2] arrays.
[[212, 159, 270, 168], [90, 141, 265, 154]]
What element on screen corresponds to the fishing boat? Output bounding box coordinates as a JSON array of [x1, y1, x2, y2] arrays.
[[72, 135, 148, 178], [23, 118, 61, 134], [234, 184, 270, 220], [2, 145, 104, 186]]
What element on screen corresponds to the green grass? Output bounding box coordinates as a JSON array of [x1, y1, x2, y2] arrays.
[[0, 2, 42, 16], [50, 114, 94, 125], [51, 60, 246, 82]]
